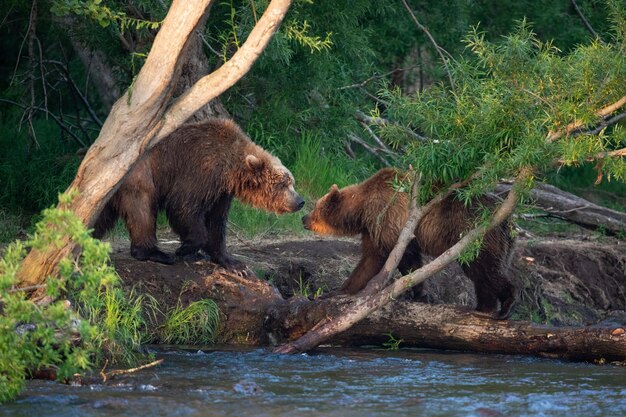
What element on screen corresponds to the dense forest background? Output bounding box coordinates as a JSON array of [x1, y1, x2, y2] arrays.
[[0, 0, 624, 240]]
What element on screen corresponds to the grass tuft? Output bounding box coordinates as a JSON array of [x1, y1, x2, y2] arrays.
[[159, 299, 220, 345]]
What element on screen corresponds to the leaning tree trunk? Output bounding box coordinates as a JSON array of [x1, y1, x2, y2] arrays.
[[172, 4, 229, 122], [17, 0, 293, 288]]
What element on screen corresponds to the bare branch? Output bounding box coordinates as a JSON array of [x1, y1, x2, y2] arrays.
[[197, 29, 223, 58], [0, 4, 14, 28], [358, 86, 390, 107], [576, 110, 626, 137], [36, 30, 47, 118], [101, 359, 164, 382], [347, 134, 391, 166], [11, 0, 37, 86], [7, 284, 46, 294], [43, 60, 104, 127], [495, 181, 626, 235], [358, 121, 394, 154], [0, 99, 87, 148], [556, 146, 626, 166], [571, 0, 602, 41], [66, 32, 121, 111], [355, 110, 429, 142], [27, 0, 38, 146], [600, 147, 626, 158], [337, 66, 420, 91], [400, 0, 455, 91]]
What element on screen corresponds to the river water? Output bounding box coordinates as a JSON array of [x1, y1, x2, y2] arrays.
[[3, 347, 625, 417]]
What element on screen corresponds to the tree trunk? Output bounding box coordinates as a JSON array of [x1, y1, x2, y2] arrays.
[[17, 0, 292, 288], [494, 182, 626, 234], [68, 35, 121, 112], [172, 5, 229, 121]]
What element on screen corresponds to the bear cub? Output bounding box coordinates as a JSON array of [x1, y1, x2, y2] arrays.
[[94, 118, 304, 275], [302, 168, 517, 319]]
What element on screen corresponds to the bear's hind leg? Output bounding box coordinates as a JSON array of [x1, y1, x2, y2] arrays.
[[165, 205, 210, 261], [484, 228, 517, 319], [93, 202, 117, 239], [120, 194, 174, 265], [398, 239, 424, 300], [496, 282, 518, 320], [461, 256, 500, 317]]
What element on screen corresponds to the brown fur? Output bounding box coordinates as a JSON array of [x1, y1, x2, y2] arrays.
[[94, 118, 304, 272], [302, 168, 518, 319]]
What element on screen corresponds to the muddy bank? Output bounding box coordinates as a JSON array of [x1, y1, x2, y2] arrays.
[[109, 232, 626, 345]]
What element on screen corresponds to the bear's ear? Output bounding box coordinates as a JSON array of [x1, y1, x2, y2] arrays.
[[327, 184, 341, 204], [245, 154, 265, 171]]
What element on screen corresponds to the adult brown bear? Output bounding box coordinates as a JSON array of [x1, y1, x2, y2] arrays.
[[94, 118, 304, 275], [301, 168, 517, 319]]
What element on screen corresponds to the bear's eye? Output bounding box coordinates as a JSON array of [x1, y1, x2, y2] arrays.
[[275, 177, 290, 188]]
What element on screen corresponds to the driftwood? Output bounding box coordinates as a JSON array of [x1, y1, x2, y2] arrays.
[[494, 182, 626, 235]]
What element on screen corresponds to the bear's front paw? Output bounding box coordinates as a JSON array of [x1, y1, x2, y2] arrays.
[[131, 246, 175, 265], [216, 255, 252, 278]]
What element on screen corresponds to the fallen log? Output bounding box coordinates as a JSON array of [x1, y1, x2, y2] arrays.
[[113, 252, 626, 363], [268, 297, 626, 362], [494, 182, 626, 235]]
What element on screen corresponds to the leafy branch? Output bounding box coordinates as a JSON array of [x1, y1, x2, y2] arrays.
[[50, 0, 162, 31], [284, 19, 333, 53]]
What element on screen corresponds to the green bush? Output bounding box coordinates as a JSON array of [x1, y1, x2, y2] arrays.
[[0, 191, 145, 403]]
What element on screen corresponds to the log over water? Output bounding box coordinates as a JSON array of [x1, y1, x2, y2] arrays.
[[113, 256, 626, 363]]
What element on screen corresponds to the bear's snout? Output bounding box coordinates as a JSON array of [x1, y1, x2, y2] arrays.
[[302, 214, 311, 230], [295, 196, 305, 211], [287, 195, 305, 212]]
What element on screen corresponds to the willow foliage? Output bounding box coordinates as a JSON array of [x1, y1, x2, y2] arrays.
[[381, 5, 626, 203]]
